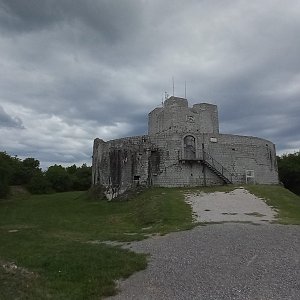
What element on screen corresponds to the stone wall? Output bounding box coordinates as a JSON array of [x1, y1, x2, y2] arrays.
[[92, 96, 278, 198], [92, 131, 278, 197], [148, 96, 219, 135]]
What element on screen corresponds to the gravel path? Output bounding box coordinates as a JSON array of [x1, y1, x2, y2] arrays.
[[108, 224, 300, 300], [108, 190, 299, 299], [185, 188, 277, 224]]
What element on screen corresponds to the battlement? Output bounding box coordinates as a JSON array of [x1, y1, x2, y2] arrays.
[[148, 96, 219, 135], [164, 96, 188, 108]]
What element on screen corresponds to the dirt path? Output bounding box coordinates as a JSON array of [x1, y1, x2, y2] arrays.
[[185, 187, 277, 224], [108, 189, 299, 300]]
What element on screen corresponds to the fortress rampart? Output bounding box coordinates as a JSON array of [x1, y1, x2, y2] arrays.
[[92, 96, 278, 199]]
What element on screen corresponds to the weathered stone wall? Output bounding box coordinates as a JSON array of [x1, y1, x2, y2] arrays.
[[148, 96, 219, 135], [203, 133, 278, 185], [92, 131, 278, 196], [92, 135, 152, 199], [144, 132, 278, 187], [92, 96, 278, 198]]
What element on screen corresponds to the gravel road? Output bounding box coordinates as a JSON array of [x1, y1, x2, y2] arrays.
[[109, 224, 300, 300]]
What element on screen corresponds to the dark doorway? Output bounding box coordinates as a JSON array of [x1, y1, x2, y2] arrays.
[[184, 135, 196, 159]]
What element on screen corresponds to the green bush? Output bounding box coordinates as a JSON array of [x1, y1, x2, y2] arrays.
[[27, 171, 52, 194], [46, 165, 72, 192]]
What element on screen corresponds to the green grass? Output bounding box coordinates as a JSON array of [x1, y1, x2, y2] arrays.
[[0, 188, 194, 299], [1, 184, 299, 298], [245, 185, 300, 225]]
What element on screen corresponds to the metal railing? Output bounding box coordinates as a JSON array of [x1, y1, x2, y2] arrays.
[[202, 150, 233, 183]]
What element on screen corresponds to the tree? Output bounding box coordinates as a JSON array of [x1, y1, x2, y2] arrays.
[[277, 152, 300, 195], [0, 154, 11, 198], [45, 165, 72, 192], [0, 152, 21, 185], [14, 157, 41, 185], [72, 164, 92, 191], [0, 151, 91, 195]]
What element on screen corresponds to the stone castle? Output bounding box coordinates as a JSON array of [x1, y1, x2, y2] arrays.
[[92, 96, 278, 199]]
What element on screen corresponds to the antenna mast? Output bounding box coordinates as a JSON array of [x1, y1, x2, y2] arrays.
[[185, 80, 187, 99], [172, 76, 175, 96]]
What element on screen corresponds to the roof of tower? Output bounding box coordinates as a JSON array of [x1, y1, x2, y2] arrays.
[[164, 96, 188, 108]]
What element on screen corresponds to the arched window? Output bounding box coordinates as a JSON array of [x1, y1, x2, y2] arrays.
[[184, 135, 196, 159]]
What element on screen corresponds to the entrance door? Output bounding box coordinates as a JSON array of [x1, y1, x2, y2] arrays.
[[184, 135, 196, 160]]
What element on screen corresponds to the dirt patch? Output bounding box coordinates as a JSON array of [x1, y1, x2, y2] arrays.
[[185, 187, 277, 224]]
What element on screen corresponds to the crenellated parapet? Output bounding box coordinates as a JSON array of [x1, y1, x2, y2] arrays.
[[148, 96, 219, 135]]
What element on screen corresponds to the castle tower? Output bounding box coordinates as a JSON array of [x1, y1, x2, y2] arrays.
[[148, 96, 219, 135]]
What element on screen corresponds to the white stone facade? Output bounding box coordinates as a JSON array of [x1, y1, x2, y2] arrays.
[[92, 96, 278, 198]]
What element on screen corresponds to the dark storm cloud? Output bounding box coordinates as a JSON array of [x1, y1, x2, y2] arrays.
[[0, 0, 143, 43], [0, 105, 24, 128], [0, 0, 300, 166]]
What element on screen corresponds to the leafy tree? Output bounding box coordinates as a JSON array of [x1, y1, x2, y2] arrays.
[[277, 152, 300, 195], [72, 164, 92, 191], [0, 154, 11, 198], [27, 171, 52, 194], [13, 157, 41, 185], [66, 164, 77, 175], [1, 151, 91, 195], [0, 152, 41, 187], [66, 164, 92, 191], [45, 165, 72, 192], [0, 152, 21, 185]]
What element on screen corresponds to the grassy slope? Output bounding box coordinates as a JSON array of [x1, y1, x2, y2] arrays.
[[1, 185, 299, 298], [245, 185, 300, 225], [0, 188, 193, 299]]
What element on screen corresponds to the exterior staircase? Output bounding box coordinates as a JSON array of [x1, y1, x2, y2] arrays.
[[179, 150, 233, 184], [201, 150, 232, 184]]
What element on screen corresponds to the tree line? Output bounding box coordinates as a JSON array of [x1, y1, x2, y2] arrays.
[[0, 151, 91, 198], [277, 151, 300, 195]]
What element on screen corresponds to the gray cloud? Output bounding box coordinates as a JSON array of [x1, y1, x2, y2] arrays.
[[0, 0, 300, 167], [0, 105, 24, 128]]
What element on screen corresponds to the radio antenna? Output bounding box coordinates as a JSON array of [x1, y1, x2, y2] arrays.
[[172, 76, 175, 96], [184, 80, 187, 98]]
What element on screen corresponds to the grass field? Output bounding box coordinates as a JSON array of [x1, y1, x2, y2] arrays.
[[0, 185, 299, 299], [0, 188, 194, 299]]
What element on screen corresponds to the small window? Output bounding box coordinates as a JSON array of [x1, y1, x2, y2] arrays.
[[186, 115, 195, 122], [134, 175, 140, 180]]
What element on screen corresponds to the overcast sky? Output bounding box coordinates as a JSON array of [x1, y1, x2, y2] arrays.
[[1, 0, 300, 169]]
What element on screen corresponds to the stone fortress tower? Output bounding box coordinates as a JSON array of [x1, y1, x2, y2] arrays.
[[92, 96, 278, 199]]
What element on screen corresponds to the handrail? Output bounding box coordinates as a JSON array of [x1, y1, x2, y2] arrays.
[[203, 150, 232, 183]]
